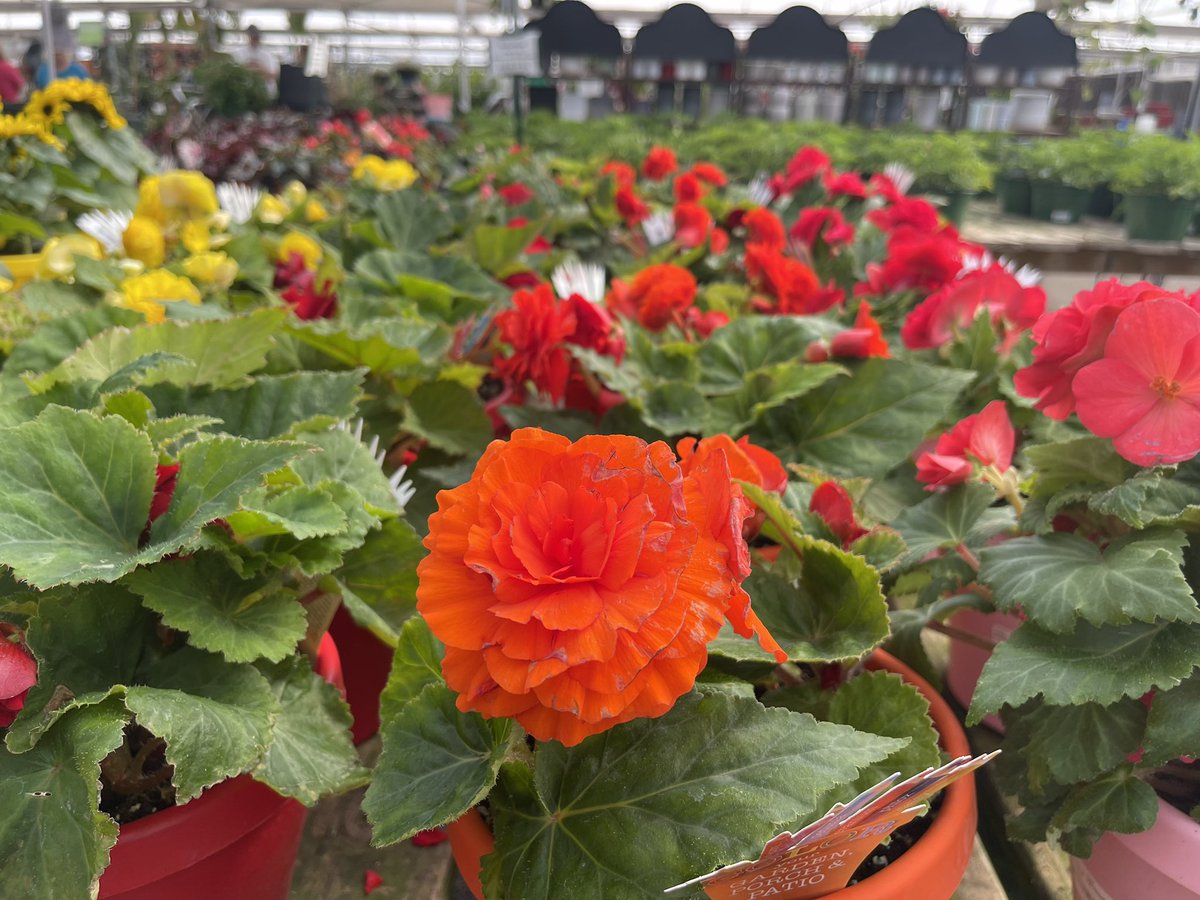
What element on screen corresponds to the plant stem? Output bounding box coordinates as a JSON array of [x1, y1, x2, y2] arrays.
[[925, 619, 996, 651]]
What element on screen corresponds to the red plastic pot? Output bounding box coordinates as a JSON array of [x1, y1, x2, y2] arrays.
[[1071, 797, 1200, 900], [945, 609, 1020, 733], [447, 649, 978, 900], [328, 603, 394, 744], [98, 635, 345, 900]]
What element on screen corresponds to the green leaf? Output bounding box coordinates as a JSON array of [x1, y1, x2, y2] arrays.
[[124, 555, 307, 663], [753, 358, 975, 478], [355, 250, 503, 320], [286, 319, 448, 375], [892, 482, 1014, 566], [288, 428, 396, 516], [1025, 700, 1148, 787], [253, 655, 368, 805], [144, 414, 222, 449], [364, 683, 512, 844], [1023, 437, 1131, 498], [0, 699, 129, 900], [704, 364, 846, 436], [487, 689, 905, 899], [66, 111, 136, 182], [0, 210, 45, 240], [468, 221, 541, 274], [335, 518, 423, 643], [969, 620, 1200, 723], [27, 309, 286, 394], [1052, 767, 1159, 836], [7, 585, 150, 752], [697, 316, 836, 393], [848, 528, 908, 573], [766, 670, 939, 796], [125, 648, 279, 802], [404, 381, 492, 456], [224, 485, 349, 540], [1145, 675, 1200, 766], [378, 617, 445, 720], [979, 531, 1200, 633], [375, 190, 454, 252], [0, 406, 156, 589], [142, 370, 364, 440]]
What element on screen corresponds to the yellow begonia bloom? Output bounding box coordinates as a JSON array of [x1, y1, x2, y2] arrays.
[[117, 270, 201, 324], [182, 252, 238, 289], [351, 155, 418, 192], [282, 181, 308, 207], [305, 199, 329, 223], [123, 216, 166, 268], [36, 235, 103, 280], [135, 177, 165, 225], [277, 232, 322, 269], [256, 195, 289, 225], [136, 171, 218, 228], [181, 220, 212, 255]]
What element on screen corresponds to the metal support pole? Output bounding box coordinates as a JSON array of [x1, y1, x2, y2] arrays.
[[42, 0, 56, 85], [456, 0, 470, 113]]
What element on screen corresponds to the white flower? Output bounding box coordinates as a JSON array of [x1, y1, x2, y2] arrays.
[[882, 163, 915, 196], [748, 172, 773, 207], [960, 249, 1042, 287], [334, 419, 415, 512], [550, 260, 606, 304], [642, 211, 675, 247], [76, 209, 132, 254], [217, 182, 262, 226]]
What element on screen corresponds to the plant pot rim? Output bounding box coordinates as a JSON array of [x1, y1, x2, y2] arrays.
[[99, 635, 343, 895], [446, 647, 977, 900]]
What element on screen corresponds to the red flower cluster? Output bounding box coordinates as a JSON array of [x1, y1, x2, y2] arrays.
[[601, 161, 636, 189], [916, 401, 1015, 490], [858, 230, 967, 297], [607, 264, 698, 331], [642, 146, 678, 181], [806, 301, 889, 361], [809, 482, 868, 547], [823, 171, 868, 200], [674, 203, 715, 249], [744, 207, 786, 252], [867, 196, 943, 235], [274, 253, 337, 320], [746, 246, 840, 315], [791, 207, 855, 250], [689, 162, 728, 187], [0, 627, 36, 728], [673, 173, 705, 204], [615, 187, 649, 226], [493, 284, 624, 409], [768, 147, 830, 199], [499, 182, 534, 207], [417, 429, 785, 746], [901, 263, 1045, 351]]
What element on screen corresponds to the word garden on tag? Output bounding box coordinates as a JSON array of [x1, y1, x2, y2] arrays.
[[666, 751, 999, 900]]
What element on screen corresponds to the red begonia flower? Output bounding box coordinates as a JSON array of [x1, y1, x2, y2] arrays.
[[744, 207, 786, 252], [641, 146, 678, 181], [901, 264, 1045, 350], [673, 173, 705, 204], [0, 632, 36, 729], [916, 401, 1016, 490], [823, 170, 868, 200], [499, 183, 534, 207], [809, 482, 868, 547], [606, 264, 698, 332], [689, 162, 728, 187], [867, 197, 944, 234], [673, 203, 713, 249], [615, 187, 649, 226], [791, 207, 855, 249], [600, 161, 637, 190]]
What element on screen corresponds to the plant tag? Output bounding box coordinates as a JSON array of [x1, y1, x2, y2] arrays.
[[666, 751, 999, 900]]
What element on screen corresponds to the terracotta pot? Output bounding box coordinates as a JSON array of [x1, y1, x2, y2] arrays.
[[1071, 797, 1200, 900], [945, 609, 1020, 733], [98, 634, 345, 900], [328, 604, 394, 744], [447, 649, 978, 900], [1, 253, 40, 289]]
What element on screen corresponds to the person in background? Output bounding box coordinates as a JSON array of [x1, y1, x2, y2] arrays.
[[236, 25, 279, 97], [20, 40, 41, 90], [35, 49, 89, 88], [0, 47, 25, 105]]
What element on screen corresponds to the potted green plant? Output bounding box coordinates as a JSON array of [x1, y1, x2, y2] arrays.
[[898, 134, 992, 225], [0, 305, 422, 898], [1021, 136, 1106, 225], [1111, 135, 1200, 241]]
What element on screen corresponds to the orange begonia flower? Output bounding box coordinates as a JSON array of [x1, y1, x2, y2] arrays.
[[417, 428, 786, 746]]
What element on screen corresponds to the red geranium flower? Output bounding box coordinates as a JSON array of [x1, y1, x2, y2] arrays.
[[493, 285, 578, 404], [417, 429, 785, 746], [744, 207, 786, 251], [791, 207, 855, 249], [868, 197, 944, 235], [607, 264, 698, 331], [674, 202, 713, 249], [809, 482, 868, 547], [600, 161, 637, 189], [499, 183, 534, 207], [1014, 279, 1178, 421], [916, 401, 1015, 490], [859, 230, 966, 297], [1073, 297, 1200, 466], [615, 186, 650, 226], [746, 246, 833, 315], [673, 173, 704, 204], [689, 162, 728, 187], [768, 146, 830, 198], [0, 629, 36, 728], [808, 301, 889, 361], [823, 170, 868, 200], [641, 146, 678, 182], [901, 264, 1045, 351]]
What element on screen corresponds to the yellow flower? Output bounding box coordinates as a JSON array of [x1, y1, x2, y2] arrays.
[[36, 235, 103, 280], [0, 274, 11, 293], [116, 270, 201, 324], [159, 171, 219, 220], [135, 177, 165, 225], [351, 155, 418, 191], [181, 220, 211, 255], [304, 198, 329, 223], [123, 216, 166, 267], [182, 251, 238, 289], [256, 195, 289, 225], [282, 181, 308, 207], [277, 232, 322, 269]]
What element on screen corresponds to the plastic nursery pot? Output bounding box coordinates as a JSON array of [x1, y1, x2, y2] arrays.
[[995, 175, 1032, 217], [98, 634, 345, 900], [447, 649, 978, 900], [1, 253, 41, 290], [944, 609, 1021, 734], [328, 603, 394, 744], [937, 192, 972, 226], [1125, 194, 1196, 242], [1088, 184, 1117, 220], [1029, 181, 1090, 225], [1071, 797, 1200, 900]]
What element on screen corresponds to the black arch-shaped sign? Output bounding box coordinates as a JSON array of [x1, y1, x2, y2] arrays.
[[632, 3, 736, 63], [866, 7, 966, 68], [977, 11, 1077, 69], [524, 1, 623, 59], [745, 6, 848, 63]]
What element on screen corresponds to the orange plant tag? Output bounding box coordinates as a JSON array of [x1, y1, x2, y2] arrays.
[[666, 752, 998, 900]]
